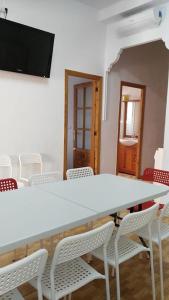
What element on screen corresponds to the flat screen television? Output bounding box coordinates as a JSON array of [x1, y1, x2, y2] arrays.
[[0, 18, 55, 78]]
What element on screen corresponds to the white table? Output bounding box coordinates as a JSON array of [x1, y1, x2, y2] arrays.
[[0, 187, 97, 254], [1, 174, 169, 254], [36, 174, 169, 218]]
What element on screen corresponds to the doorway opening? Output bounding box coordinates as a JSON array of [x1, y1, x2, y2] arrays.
[[64, 69, 102, 178], [116, 81, 145, 178]]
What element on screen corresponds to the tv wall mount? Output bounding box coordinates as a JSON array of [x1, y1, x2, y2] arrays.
[[0, 7, 8, 19]]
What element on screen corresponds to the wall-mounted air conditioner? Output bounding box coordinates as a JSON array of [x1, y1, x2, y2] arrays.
[[116, 7, 166, 36]]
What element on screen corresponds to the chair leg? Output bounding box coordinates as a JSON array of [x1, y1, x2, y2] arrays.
[[40, 240, 44, 248], [25, 245, 29, 257], [50, 237, 54, 254], [37, 279, 43, 300], [103, 255, 111, 300], [13, 249, 17, 261], [115, 263, 120, 300], [112, 213, 117, 225], [111, 267, 115, 277], [86, 222, 93, 262], [68, 294, 72, 300], [115, 245, 121, 300], [159, 241, 164, 300], [149, 244, 156, 300]]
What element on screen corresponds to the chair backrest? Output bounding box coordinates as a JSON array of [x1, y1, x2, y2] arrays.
[[51, 221, 114, 266], [29, 171, 62, 186], [142, 168, 169, 186], [0, 155, 12, 178], [19, 153, 43, 180], [0, 249, 48, 296], [116, 203, 159, 239], [0, 178, 18, 192], [66, 167, 94, 180]]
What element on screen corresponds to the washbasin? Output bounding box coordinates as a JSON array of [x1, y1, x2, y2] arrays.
[[120, 138, 138, 146]]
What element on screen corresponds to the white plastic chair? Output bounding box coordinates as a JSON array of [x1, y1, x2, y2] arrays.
[[66, 166, 94, 261], [136, 202, 169, 300], [92, 203, 159, 300], [19, 153, 43, 185], [29, 171, 63, 253], [66, 167, 94, 180], [29, 171, 62, 186], [30, 221, 114, 300], [0, 155, 12, 178], [0, 249, 48, 300]]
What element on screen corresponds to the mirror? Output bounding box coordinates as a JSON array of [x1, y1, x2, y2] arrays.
[[120, 99, 141, 139]]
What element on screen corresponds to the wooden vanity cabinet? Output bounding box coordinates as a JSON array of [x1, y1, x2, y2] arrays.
[[118, 143, 137, 175]]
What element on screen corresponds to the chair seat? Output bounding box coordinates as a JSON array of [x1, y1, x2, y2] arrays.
[[92, 233, 148, 266], [0, 289, 24, 300], [136, 220, 169, 244], [30, 257, 105, 299]]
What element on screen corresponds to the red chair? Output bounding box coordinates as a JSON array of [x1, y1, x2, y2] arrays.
[[0, 178, 18, 259], [130, 168, 169, 212], [0, 178, 18, 192]]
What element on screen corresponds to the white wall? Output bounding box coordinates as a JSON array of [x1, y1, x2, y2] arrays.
[[101, 41, 169, 174], [0, 0, 106, 178]]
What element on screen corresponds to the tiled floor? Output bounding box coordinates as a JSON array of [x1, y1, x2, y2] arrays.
[[0, 216, 168, 300]]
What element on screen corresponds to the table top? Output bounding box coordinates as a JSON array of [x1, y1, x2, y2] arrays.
[[0, 187, 97, 254], [37, 174, 169, 217], [1, 174, 169, 254]]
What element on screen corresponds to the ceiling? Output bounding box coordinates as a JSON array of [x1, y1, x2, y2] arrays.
[[75, 0, 121, 10]]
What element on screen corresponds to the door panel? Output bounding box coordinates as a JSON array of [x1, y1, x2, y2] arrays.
[[73, 82, 95, 169], [77, 110, 83, 128], [77, 88, 83, 107], [85, 110, 92, 129], [85, 131, 91, 149], [76, 130, 83, 149]]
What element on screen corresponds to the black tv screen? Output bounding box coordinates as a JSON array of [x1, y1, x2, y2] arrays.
[[0, 18, 55, 78]]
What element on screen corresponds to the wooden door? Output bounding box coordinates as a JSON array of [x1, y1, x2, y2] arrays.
[[116, 81, 146, 178], [73, 82, 95, 169]]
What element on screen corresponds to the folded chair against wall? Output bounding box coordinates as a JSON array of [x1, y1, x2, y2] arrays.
[[0, 249, 48, 300], [0, 155, 13, 178], [136, 202, 169, 300], [130, 168, 169, 212], [29, 171, 62, 185], [30, 221, 114, 300], [19, 153, 43, 186], [92, 204, 159, 300]]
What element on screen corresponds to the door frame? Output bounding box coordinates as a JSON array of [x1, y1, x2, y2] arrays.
[[64, 69, 102, 178], [116, 81, 146, 178]]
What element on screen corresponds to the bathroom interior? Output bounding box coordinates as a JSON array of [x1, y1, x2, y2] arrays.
[[117, 83, 143, 177]]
